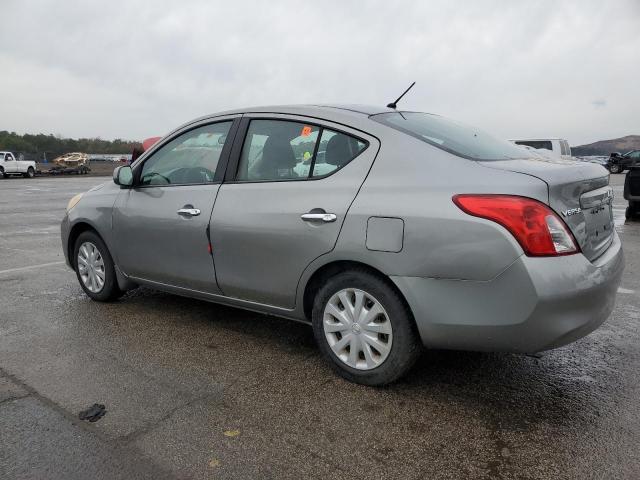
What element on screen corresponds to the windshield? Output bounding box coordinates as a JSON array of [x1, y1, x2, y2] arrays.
[[372, 112, 529, 161]]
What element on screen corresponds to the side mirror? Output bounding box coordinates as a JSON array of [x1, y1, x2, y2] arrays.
[[113, 165, 133, 187]]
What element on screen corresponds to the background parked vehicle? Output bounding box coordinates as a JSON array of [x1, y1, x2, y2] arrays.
[[49, 152, 91, 175], [608, 150, 640, 174], [0, 151, 37, 178], [509, 138, 572, 160]]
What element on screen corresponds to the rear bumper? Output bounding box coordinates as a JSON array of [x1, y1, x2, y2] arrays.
[[392, 232, 624, 353]]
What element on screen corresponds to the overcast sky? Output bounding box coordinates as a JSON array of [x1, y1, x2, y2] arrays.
[[1, 0, 639, 146]]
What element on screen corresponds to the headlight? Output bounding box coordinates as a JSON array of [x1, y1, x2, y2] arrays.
[[66, 193, 84, 212]]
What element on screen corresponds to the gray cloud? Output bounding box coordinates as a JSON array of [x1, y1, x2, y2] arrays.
[[1, 0, 639, 145]]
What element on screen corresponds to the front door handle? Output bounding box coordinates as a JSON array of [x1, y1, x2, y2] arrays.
[[301, 212, 337, 223], [177, 208, 201, 217]]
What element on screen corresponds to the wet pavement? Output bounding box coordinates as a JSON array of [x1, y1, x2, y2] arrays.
[[1, 174, 639, 479]]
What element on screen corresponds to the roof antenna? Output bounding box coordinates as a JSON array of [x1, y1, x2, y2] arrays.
[[387, 82, 416, 109]]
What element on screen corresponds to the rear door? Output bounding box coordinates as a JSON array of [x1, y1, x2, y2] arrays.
[[112, 117, 238, 293], [210, 114, 379, 308]]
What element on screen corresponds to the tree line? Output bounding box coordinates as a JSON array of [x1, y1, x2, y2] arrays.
[[0, 130, 140, 159]]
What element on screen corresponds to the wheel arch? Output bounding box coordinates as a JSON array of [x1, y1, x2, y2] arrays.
[[301, 260, 414, 323], [67, 220, 136, 291], [67, 221, 103, 268]]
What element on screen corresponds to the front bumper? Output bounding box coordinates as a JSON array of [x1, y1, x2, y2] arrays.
[[60, 213, 72, 268], [392, 232, 624, 353]]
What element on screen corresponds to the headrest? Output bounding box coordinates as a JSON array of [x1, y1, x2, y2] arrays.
[[262, 136, 297, 170], [325, 134, 352, 166]]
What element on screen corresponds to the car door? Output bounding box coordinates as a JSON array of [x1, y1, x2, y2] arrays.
[[112, 117, 238, 293], [627, 151, 640, 168], [4, 153, 17, 173], [210, 114, 379, 309]]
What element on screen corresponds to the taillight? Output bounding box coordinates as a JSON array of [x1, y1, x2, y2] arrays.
[[452, 194, 579, 257]]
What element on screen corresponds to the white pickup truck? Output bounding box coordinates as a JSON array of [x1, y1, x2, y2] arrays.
[[0, 151, 36, 178]]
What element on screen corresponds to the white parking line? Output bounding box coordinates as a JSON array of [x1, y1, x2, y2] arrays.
[[0, 245, 32, 253], [618, 287, 636, 294], [0, 261, 65, 275]]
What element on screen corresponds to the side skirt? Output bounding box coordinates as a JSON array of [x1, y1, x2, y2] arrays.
[[127, 275, 311, 325]]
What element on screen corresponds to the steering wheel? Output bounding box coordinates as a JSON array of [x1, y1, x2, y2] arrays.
[[172, 166, 214, 184], [191, 166, 215, 182], [141, 171, 171, 185]]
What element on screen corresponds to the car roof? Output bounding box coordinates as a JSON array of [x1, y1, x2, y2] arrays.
[[210, 104, 396, 117], [172, 104, 400, 138]]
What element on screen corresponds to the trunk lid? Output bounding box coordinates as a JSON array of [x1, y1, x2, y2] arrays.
[[480, 157, 613, 261]]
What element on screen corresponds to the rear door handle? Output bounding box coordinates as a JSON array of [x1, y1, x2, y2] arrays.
[[301, 213, 337, 223], [177, 208, 201, 217]]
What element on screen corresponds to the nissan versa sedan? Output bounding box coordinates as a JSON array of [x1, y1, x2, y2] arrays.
[[61, 104, 624, 385]]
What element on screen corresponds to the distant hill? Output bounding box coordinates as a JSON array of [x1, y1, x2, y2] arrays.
[[572, 135, 640, 156]]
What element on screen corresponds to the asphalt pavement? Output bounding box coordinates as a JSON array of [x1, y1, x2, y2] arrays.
[[0, 174, 639, 479]]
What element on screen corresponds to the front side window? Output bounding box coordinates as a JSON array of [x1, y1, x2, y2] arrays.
[[373, 112, 530, 161], [140, 121, 232, 186], [236, 119, 367, 181]]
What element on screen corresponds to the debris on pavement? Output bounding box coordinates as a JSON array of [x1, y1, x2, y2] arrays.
[[78, 403, 106, 422]]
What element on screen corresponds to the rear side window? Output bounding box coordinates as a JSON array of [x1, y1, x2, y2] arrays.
[[236, 119, 367, 181], [373, 112, 528, 161], [515, 140, 553, 151], [309, 130, 367, 178]]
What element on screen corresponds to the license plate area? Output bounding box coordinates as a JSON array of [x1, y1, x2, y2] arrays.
[[585, 204, 614, 238], [581, 186, 614, 255]]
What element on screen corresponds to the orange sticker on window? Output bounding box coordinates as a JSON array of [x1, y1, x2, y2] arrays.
[[301, 126, 312, 137]]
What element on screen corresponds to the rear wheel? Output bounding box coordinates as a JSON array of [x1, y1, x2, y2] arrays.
[[24, 167, 35, 178], [73, 231, 123, 301], [0, 167, 5, 179], [312, 269, 421, 386]]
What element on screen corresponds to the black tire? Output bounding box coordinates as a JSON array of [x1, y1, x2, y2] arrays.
[[73, 230, 123, 301], [609, 164, 622, 174], [0, 167, 5, 179], [312, 269, 421, 386], [24, 167, 35, 178]]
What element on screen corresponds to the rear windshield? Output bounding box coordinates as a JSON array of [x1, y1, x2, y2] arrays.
[[372, 112, 528, 161], [515, 140, 553, 151]]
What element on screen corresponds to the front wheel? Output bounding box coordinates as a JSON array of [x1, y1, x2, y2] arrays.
[[73, 231, 123, 301], [0, 167, 5, 179], [312, 270, 421, 386], [609, 164, 622, 174]]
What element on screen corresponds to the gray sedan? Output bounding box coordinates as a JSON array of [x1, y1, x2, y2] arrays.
[[61, 105, 624, 385]]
